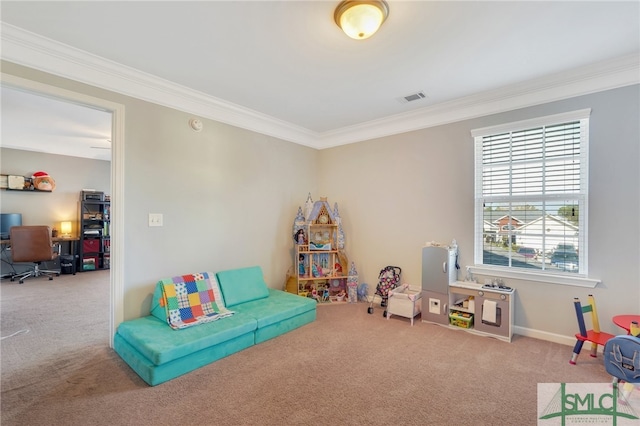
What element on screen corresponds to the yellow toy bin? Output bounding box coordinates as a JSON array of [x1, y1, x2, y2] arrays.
[[449, 310, 474, 329]]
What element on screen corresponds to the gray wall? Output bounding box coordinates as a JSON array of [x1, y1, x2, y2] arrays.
[[2, 61, 638, 344]]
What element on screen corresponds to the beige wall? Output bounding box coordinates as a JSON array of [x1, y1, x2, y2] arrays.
[[121, 97, 319, 317], [0, 148, 110, 230], [0, 148, 111, 275], [321, 85, 640, 340], [1, 61, 318, 320], [2, 60, 638, 343]]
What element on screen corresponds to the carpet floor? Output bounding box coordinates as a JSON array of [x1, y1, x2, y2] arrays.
[[1, 271, 633, 425]]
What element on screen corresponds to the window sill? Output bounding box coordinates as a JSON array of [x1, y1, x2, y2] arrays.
[[466, 265, 600, 288]]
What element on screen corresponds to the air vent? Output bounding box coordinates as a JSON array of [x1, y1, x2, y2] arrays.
[[397, 91, 427, 104]]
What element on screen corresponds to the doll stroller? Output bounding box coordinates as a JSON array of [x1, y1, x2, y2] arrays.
[[372, 266, 401, 314]]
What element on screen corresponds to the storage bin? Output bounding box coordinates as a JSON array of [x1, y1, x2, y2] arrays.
[[82, 257, 97, 271], [60, 254, 76, 275], [449, 310, 473, 329], [83, 239, 100, 253]]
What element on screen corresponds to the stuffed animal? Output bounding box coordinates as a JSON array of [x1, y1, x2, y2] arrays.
[[32, 171, 55, 191], [357, 283, 369, 302]]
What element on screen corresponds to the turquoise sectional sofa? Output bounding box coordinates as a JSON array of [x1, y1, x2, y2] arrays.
[[113, 266, 316, 386]]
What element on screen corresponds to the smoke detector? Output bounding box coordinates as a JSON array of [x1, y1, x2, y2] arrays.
[[189, 118, 203, 132]]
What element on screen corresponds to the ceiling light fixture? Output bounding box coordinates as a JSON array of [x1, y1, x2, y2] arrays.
[[334, 1, 389, 40]]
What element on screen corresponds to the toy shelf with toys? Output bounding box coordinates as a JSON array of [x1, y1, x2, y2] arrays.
[[296, 244, 348, 303], [290, 194, 353, 304]]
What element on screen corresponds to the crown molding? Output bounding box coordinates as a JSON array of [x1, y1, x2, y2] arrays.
[[0, 23, 318, 146], [317, 53, 640, 148], [2, 23, 638, 150]]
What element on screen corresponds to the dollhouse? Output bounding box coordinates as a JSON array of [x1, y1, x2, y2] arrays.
[[291, 194, 349, 303]]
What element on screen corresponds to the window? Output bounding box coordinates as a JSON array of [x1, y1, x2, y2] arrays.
[[472, 109, 590, 275]]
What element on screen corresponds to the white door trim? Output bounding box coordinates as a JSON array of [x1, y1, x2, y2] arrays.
[[1, 73, 125, 346]]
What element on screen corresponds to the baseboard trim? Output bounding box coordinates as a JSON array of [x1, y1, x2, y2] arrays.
[[513, 326, 575, 347]]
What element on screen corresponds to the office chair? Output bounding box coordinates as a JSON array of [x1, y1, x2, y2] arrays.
[[9, 226, 60, 284]]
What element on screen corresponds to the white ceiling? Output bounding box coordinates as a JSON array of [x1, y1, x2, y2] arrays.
[[2, 86, 113, 161], [1, 1, 639, 161]]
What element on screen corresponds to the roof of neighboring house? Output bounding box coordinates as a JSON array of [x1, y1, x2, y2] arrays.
[[514, 214, 579, 233]]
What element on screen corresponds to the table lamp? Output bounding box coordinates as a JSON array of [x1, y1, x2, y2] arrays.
[[60, 221, 72, 238]]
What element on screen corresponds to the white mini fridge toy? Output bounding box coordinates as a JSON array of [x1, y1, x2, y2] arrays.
[[386, 284, 422, 326]]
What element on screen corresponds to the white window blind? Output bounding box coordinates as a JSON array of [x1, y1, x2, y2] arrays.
[[472, 109, 590, 275]]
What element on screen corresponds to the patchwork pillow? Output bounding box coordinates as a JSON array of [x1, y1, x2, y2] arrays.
[[157, 272, 233, 330]]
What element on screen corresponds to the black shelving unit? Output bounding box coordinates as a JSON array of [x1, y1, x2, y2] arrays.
[[78, 191, 110, 272]]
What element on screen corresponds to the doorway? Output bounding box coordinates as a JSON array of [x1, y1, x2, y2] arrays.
[[0, 72, 124, 345]]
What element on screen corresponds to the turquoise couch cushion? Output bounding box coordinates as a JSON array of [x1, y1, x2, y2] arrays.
[[216, 266, 269, 308], [231, 289, 316, 328], [116, 314, 256, 365], [114, 329, 255, 386], [149, 280, 166, 322], [254, 308, 316, 344]]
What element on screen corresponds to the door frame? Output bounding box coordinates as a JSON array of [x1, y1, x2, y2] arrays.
[[1, 73, 125, 346]]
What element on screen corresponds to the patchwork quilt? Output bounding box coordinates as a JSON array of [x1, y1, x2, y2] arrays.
[[158, 272, 234, 330]]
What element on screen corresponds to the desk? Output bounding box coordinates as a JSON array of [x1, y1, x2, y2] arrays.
[[1, 236, 79, 244], [1, 237, 79, 277], [54, 237, 79, 253], [612, 315, 640, 334], [1, 236, 78, 249]]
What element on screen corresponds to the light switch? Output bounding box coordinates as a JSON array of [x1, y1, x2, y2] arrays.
[[149, 213, 163, 227]]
